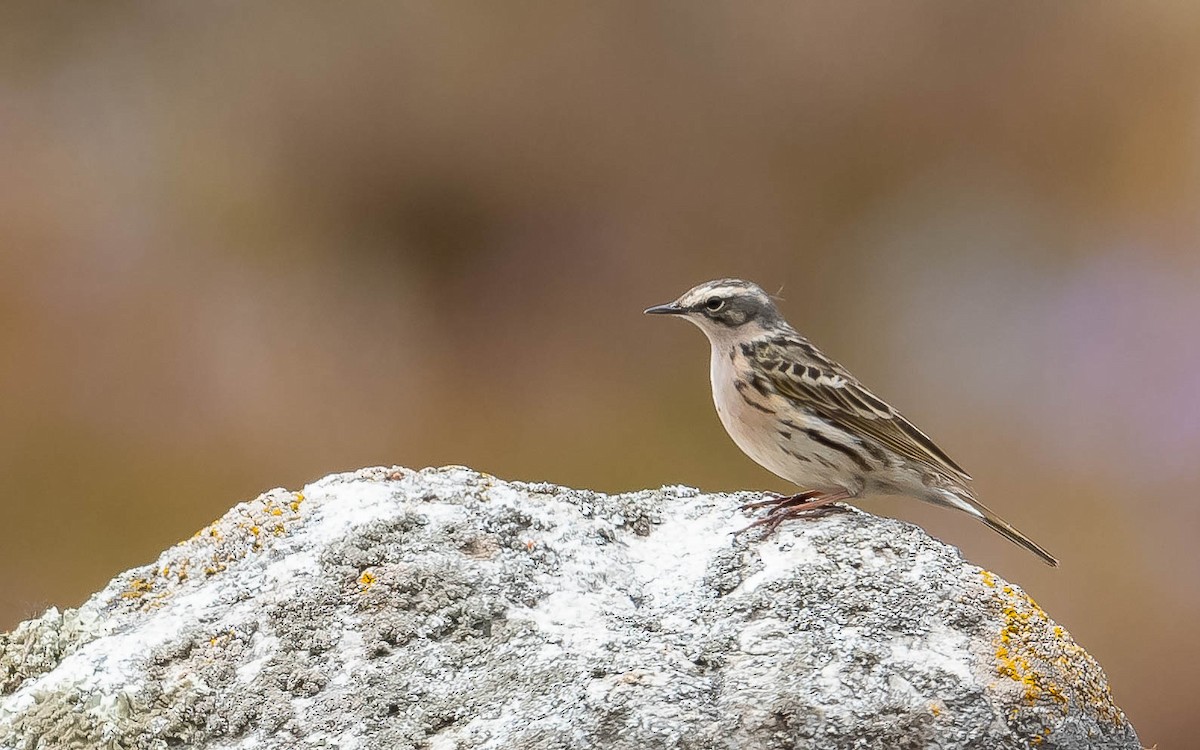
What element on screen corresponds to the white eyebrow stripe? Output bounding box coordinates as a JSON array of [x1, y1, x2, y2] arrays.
[[686, 284, 758, 303]]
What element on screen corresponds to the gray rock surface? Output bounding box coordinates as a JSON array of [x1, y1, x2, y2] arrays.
[[0, 466, 1139, 750]]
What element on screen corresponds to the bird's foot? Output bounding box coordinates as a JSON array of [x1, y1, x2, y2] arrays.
[[735, 489, 851, 537], [738, 490, 822, 512]]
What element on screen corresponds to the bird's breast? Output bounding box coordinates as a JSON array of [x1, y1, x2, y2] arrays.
[[710, 348, 790, 472], [709, 345, 869, 490]]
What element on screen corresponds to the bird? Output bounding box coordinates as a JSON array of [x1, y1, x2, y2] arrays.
[[645, 278, 1058, 566]]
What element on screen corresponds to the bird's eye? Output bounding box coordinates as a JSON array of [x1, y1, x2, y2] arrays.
[[705, 297, 724, 312]]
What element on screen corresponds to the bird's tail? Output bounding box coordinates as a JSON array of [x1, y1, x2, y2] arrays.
[[931, 488, 1059, 567]]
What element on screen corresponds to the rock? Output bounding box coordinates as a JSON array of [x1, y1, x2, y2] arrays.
[[0, 466, 1139, 750]]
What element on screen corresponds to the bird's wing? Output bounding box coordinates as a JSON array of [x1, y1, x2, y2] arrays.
[[750, 337, 972, 483]]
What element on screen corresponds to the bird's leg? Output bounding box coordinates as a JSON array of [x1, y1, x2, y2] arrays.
[[735, 489, 852, 536], [738, 489, 823, 511]]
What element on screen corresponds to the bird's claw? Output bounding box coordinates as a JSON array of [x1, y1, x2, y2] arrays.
[[738, 490, 821, 512], [734, 489, 851, 537]]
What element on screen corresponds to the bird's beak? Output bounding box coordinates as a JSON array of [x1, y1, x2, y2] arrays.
[[644, 302, 686, 315]]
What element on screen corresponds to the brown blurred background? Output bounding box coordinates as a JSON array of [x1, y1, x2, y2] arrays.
[[2, 2, 1198, 744]]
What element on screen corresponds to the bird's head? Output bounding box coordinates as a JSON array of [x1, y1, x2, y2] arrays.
[[644, 279, 784, 342]]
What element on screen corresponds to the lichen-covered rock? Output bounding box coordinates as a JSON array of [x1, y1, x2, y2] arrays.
[[0, 466, 1139, 750]]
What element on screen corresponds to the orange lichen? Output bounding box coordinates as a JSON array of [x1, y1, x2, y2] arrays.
[[358, 570, 377, 589], [207, 629, 238, 649], [994, 585, 1068, 707], [120, 488, 313, 614], [121, 578, 154, 599], [982, 570, 1126, 729], [118, 574, 174, 610]]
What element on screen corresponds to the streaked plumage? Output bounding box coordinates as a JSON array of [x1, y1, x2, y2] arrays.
[[646, 278, 1058, 566]]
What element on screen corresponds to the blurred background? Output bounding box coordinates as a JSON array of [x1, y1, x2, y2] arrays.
[[2, 2, 1197, 744]]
